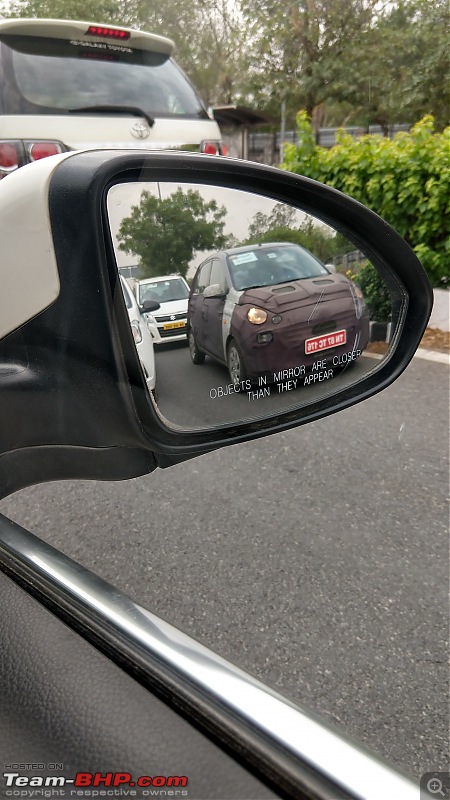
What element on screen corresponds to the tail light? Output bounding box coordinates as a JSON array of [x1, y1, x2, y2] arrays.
[[0, 140, 67, 178], [200, 140, 227, 156], [130, 320, 143, 345], [0, 142, 20, 173], [28, 142, 63, 161]]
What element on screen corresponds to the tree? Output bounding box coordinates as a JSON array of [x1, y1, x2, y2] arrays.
[[239, 0, 385, 131], [118, 188, 228, 278], [248, 203, 296, 239], [243, 205, 351, 263], [328, 0, 450, 133]]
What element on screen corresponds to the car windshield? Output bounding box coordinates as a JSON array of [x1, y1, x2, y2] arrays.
[[227, 244, 329, 291], [139, 278, 189, 304], [0, 34, 208, 118]]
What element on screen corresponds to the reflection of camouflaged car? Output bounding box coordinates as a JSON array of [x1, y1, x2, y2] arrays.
[[187, 242, 370, 386]]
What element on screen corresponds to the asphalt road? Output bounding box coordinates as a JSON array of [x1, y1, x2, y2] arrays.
[[0, 355, 448, 780]]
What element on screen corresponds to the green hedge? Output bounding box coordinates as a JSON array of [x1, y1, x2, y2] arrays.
[[282, 114, 450, 287]]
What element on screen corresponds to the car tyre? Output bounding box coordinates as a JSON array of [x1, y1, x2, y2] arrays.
[[227, 339, 247, 386], [188, 330, 205, 364]]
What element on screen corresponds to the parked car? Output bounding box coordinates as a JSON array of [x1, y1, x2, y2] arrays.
[[187, 242, 370, 386], [0, 17, 224, 178], [120, 275, 157, 392], [136, 274, 190, 344]]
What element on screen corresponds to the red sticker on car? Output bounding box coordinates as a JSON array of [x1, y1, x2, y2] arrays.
[[305, 329, 347, 354]]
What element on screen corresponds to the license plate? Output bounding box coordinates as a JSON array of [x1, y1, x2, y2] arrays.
[[163, 321, 185, 331], [305, 329, 346, 354]]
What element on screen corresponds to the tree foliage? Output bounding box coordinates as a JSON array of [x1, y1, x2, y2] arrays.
[[118, 189, 228, 278], [239, 0, 383, 130], [242, 204, 351, 263], [283, 114, 450, 286], [347, 262, 392, 322]]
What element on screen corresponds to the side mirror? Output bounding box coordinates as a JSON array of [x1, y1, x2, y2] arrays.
[[325, 263, 336, 273], [203, 284, 226, 299], [0, 150, 432, 497], [141, 300, 160, 312]]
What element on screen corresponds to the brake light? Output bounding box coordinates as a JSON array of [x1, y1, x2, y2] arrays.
[[29, 142, 62, 161], [86, 25, 130, 40], [0, 142, 19, 171], [200, 141, 226, 156]]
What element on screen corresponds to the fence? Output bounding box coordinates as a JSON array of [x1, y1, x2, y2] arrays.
[[247, 124, 411, 165], [330, 250, 366, 271]]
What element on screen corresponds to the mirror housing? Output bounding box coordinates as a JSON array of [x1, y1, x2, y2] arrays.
[[142, 300, 161, 312], [203, 284, 226, 299], [0, 150, 432, 498]]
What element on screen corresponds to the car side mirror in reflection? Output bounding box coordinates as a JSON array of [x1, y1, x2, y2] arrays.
[[0, 150, 432, 496], [141, 300, 160, 312], [203, 284, 226, 299]]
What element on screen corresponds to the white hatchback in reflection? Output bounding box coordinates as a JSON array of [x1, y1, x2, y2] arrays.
[[120, 276, 156, 392], [136, 275, 190, 344]]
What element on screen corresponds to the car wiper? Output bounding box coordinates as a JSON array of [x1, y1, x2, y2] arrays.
[[68, 105, 155, 128]]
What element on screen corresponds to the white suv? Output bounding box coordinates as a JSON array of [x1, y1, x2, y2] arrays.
[[0, 18, 224, 178], [136, 275, 190, 345]]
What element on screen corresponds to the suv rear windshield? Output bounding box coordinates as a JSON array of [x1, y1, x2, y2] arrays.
[[0, 34, 209, 118]]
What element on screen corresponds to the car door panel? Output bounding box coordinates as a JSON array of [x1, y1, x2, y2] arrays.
[[0, 567, 277, 799]]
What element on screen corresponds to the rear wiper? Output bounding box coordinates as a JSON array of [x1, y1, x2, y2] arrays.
[[68, 104, 155, 128]]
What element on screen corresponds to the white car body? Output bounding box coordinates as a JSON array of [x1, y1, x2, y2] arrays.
[[120, 275, 156, 391], [136, 275, 190, 345]]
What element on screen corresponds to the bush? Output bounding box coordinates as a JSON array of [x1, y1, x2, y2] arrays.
[[283, 113, 450, 288], [351, 262, 392, 322]]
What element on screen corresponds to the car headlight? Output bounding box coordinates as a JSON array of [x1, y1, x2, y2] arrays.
[[348, 282, 366, 318], [247, 307, 268, 325]]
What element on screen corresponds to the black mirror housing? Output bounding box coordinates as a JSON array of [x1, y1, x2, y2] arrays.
[[142, 300, 161, 312], [0, 150, 433, 498]]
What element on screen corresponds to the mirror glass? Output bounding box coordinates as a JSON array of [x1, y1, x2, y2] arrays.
[[107, 182, 401, 430]]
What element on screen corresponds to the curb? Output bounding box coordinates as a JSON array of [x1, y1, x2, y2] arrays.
[[414, 348, 450, 365], [364, 349, 449, 365]]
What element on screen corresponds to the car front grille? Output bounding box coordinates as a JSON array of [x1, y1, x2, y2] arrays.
[[155, 312, 187, 323]]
